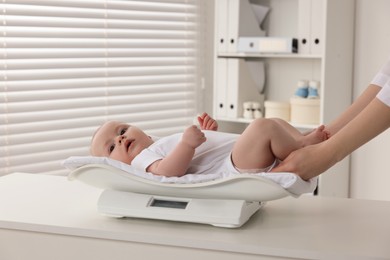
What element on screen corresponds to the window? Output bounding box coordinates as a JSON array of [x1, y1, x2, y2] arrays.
[[1, 0, 206, 175]]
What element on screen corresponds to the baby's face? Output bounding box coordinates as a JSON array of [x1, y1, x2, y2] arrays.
[[90, 121, 153, 164]]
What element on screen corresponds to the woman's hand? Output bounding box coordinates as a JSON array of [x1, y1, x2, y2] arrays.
[[271, 143, 336, 180], [197, 112, 218, 131]]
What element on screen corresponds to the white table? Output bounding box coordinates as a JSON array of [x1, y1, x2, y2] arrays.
[[0, 173, 389, 260]]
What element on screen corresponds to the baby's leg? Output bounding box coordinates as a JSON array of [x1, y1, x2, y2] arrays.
[[268, 118, 305, 140], [231, 118, 305, 170], [270, 118, 328, 146]]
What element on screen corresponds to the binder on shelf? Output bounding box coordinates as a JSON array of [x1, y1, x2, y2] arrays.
[[310, 0, 324, 54], [216, 0, 269, 53], [226, 59, 238, 118], [226, 59, 265, 119], [215, 0, 228, 53], [227, 0, 268, 53], [237, 37, 298, 54], [298, 0, 311, 54], [298, 0, 324, 55], [215, 58, 228, 118]]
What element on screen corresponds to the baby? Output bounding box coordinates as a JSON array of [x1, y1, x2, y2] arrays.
[[90, 113, 329, 177]]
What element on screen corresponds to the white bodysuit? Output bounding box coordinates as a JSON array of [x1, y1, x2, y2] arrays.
[[372, 56, 390, 106], [131, 130, 241, 175], [132, 130, 277, 176]]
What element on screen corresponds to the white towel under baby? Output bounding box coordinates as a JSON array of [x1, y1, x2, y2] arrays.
[[62, 156, 318, 196]]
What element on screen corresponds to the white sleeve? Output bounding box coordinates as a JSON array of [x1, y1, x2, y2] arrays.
[[377, 80, 390, 107], [131, 149, 163, 172], [371, 57, 390, 88]]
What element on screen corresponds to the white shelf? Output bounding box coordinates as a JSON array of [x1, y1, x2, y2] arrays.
[[218, 52, 322, 59]]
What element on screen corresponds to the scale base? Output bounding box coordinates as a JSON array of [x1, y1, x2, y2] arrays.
[[98, 189, 264, 228]]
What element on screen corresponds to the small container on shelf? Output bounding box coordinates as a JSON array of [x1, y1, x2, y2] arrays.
[[290, 98, 320, 125], [264, 101, 290, 121]]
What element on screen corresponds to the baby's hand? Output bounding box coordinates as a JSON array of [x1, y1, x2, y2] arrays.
[[197, 112, 218, 131], [182, 125, 206, 149]]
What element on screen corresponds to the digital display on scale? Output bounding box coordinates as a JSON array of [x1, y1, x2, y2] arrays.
[[150, 199, 188, 209]]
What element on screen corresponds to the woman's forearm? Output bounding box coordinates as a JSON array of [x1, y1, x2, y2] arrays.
[[328, 97, 390, 163], [326, 85, 381, 136]]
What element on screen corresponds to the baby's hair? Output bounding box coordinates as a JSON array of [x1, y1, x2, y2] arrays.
[[89, 124, 103, 155]]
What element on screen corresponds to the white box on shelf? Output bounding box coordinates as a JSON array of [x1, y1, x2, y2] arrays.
[[238, 37, 298, 53]]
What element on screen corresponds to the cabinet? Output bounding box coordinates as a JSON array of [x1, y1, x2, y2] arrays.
[[213, 0, 355, 197]]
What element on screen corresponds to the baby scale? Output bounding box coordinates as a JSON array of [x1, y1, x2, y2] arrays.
[[69, 164, 294, 228]]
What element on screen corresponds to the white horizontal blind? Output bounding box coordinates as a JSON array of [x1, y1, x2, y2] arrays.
[[1, 0, 205, 176]]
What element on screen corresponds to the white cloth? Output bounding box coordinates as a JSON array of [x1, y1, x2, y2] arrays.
[[62, 156, 318, 196], [371, 56, 390, 106]]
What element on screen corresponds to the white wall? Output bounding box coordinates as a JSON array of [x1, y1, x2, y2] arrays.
[[350, 0, 390, 201]]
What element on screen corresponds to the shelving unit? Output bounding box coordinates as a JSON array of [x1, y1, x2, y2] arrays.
[[213, 0, 355, 197]]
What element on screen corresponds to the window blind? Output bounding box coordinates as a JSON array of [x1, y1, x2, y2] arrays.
[[1, 0, 205, 176]]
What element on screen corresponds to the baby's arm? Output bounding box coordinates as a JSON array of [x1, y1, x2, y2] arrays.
[[146, 125, 206, 177]]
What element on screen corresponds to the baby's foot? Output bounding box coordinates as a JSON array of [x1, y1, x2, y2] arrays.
[[302, 125, 329, 146]]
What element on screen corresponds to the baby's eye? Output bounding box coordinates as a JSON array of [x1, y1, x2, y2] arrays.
[[109, 144, 115, 154], [120, 128, 127, 135]]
